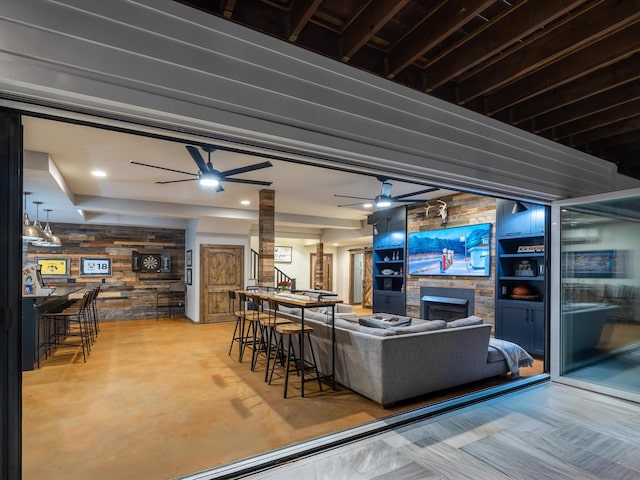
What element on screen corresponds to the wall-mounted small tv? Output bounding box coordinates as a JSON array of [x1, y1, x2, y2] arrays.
[[408, 223, 491, 276]]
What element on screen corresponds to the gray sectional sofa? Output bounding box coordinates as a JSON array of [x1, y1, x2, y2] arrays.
[[276, 306, 515, 407]]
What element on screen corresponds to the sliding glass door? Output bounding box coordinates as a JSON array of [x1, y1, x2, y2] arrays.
[[552, 189, 640, 402]]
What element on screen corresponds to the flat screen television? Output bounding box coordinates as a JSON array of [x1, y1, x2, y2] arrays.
[[408, 223, 491, 276]]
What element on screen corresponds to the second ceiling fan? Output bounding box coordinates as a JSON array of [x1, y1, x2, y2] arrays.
[[335, 179, 438, 208], [131, 145, 273, 192]]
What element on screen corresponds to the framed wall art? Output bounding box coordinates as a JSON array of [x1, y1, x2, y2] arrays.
[[274, 246, 292, 263], [36, 257, 69, 277], [186, 268, 192, 285], [186, 249, 192, 267]]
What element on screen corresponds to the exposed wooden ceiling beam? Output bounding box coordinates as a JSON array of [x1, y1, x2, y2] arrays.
[[571, 116, 640, 147], [587, 130, 640, 152], [422, 0, 587, 92], [288, 0, 322, 42], [386, 0, 492, 79], [456, 0, 640, 104], [486, 23, 640, 115], [512, 55, 640, 123], [341, 0, 409, 62], [223, 0, 238, 19], [533, 82, 640, 133], [545, 99, 640, 140]]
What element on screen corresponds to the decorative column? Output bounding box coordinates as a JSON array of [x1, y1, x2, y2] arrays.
[[314, 242, 324, 290], [258, 189, 275, 287]]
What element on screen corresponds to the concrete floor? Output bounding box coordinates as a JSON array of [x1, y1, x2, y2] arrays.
[[22, 317, 542, 480]]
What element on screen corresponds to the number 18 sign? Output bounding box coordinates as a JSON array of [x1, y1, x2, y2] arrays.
[[81, 257, 112, 276]]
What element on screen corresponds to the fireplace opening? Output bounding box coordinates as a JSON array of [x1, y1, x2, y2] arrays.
[[419, 286, 475, 321], [422, 295, 469, 321]]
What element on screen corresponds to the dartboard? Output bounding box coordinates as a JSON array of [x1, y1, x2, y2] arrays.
[[141, 254, 161, 272]]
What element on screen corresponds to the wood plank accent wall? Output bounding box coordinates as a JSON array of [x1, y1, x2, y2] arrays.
[[258, 189, 275, 287], [25, 223, 185, 321], [314, 242, 324, 289], [406, 193, 497, 325]]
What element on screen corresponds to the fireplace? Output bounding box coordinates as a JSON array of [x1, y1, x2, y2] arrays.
[[420, 286, 475, 321]]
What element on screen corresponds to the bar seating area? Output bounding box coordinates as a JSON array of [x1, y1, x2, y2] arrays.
[[37, 286, 101, 366], [229, 288, 333, 398]]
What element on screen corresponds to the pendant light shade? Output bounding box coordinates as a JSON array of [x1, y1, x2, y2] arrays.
[[31, 204, 62, 247], [42, 209, 62, 247], [22, 192, 44, 241], [512, 201, 528, 214]]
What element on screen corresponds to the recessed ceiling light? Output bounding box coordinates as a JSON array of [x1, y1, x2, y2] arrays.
[[363, 203, 373, 208], [240, 200, 250, 205], [332, 243, 339, 247], [91, 170, 107, 177]]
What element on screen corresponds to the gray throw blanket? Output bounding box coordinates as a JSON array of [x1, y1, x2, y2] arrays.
[[489, 338, 534, 378]]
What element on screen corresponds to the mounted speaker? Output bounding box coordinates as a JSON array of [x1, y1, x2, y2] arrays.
[[161, 252, 171, 273]]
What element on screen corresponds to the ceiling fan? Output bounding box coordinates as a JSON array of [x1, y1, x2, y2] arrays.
[[130, 145, 273, 192], [335, 179, 439, 208]]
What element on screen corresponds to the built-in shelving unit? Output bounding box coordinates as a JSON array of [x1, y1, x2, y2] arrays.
[[371, 206, 406, 315], [495, 200, 547, 356]]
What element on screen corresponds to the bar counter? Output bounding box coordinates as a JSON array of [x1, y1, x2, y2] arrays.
[[22, 287, 84, 371]]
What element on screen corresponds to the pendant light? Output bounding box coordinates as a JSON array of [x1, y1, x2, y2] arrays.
[[22, 192, 44, 241], [30, 201, 53, 247], [42, 208, 62, 247]]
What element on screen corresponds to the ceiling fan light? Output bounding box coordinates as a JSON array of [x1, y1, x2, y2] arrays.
[[375, 195, 392, 208], [199, 172, 220, 187]]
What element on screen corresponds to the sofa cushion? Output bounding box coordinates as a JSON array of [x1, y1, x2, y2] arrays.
[[335, 318, 396, 336], [278, 305, 302, 316], [359, 315, 411, 329], [390, 320, 447, 335], [446, 315, 484, 328]]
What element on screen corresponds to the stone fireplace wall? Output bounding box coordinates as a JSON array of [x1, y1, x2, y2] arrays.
[[406, 193, 497, 325]]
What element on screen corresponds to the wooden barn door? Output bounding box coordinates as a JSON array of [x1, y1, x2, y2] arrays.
[[362, 249, 373, 309], [200, 245, 243, 323]]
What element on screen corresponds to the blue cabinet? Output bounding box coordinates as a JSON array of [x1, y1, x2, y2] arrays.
[[371, 206, 406, 315], [496, 300, 544, 356], [495, 199, 547, 357]]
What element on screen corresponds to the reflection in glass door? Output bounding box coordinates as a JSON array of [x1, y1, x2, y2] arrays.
[[555, 191, 640, 402]]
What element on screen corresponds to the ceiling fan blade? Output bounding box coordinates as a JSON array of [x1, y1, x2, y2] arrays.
[[156, 178, 198, 184], [216, 184, 224, 192], [337, 202, 368, 207], [185, 145, 210, 173], [218, 161, 273, 178], [333, 194, 374, 201], [392, 187, 439, 200], [130, 160, 196, 177], [222, 178, 273, 186]]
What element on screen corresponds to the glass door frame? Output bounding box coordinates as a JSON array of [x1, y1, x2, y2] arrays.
[[551, 186, 640, 404]]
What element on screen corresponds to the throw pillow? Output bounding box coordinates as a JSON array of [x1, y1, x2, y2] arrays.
[[446, 315, 484, 328], [335, 318, 396, 336], [359, 316, 412, 329], [390, 320, 447, 335]]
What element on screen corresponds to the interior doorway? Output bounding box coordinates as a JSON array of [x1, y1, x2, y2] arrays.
[[199, 244, 244, 323], [309, 253, 333, 291], [351, 252, 363, 305], [349, 249, 372, 307]]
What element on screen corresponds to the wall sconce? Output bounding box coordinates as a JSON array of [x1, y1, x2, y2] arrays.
[[512, 201, 528, 214]]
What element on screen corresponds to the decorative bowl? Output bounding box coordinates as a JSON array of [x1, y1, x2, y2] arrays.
[[381, 269, 394, 275]]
